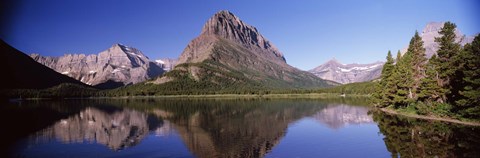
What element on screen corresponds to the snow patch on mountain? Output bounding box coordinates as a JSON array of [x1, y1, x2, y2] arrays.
[[309, 59, 384, 84]]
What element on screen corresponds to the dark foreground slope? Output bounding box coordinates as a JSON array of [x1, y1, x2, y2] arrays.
[[0, 40, 87, 89], [0, 40, 97, 98]]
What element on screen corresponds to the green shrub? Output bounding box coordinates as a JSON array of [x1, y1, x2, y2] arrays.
[[415, 102, 430, 115], [432, 102, 452, 117]]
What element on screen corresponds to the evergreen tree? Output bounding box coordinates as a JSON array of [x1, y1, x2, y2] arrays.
[[375, 50, 396, 107], [434, 22, 462, 103], [396, 50, 402, 62], [375, 21, 479, 119], [418, 55, 445, 103], [407, 31, 427, 99], [456, 35, 480, 118], [392, 51, 413, 108]]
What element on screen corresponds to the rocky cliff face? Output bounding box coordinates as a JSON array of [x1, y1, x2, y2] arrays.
[[153, 10, 335, 89], [177, 10, 285, 65], [403, 22, 475, 58], [309, 59, 384, 84], [30, 44, 164, 89]]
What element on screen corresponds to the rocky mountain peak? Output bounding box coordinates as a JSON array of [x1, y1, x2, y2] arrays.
[[201, 10, 247, 36], [194, 10, 285, 63], [326, 58, 342, 65], [406, 21, 474, 58], [108, 43, 147, 58], [155, 11, 334, 89], [422, 22, 444, 34]]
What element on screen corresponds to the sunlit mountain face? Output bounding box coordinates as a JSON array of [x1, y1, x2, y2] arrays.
[[30, 44, 165, 89]]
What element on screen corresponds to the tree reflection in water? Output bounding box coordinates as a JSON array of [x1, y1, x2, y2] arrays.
[[11, 98, 478, 158], [372, 110, 480, 158]]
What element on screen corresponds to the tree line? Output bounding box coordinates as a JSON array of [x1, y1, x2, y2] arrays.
[[374, 22, 480, 119]]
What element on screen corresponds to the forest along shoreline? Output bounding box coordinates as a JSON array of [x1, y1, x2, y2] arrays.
[[373, 22, 480, 126]]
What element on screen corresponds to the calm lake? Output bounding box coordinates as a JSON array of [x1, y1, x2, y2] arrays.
[[1, 98, 479, 158]]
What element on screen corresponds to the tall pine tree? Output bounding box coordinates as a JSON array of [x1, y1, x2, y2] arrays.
[[455, 35, 480, 118], [392, 51, 413, 108], [375, 50, 396, 107], [434, 22, 461, 103], [407, 31, 427, 99]]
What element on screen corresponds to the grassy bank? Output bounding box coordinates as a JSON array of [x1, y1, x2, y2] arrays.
[[378, 107, 480, 126]]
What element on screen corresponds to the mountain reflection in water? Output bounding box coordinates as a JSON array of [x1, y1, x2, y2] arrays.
[[8, 99, 336, 157], [29, 107, 163, 150], [3, 99, 479, 158], [312, 104, 373, 129]]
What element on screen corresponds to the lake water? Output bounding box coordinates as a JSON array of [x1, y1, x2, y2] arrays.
[[1, 98, 479, 158]]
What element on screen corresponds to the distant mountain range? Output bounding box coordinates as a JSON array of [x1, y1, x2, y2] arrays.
[[147, 10, 336, 91], [30, 44, 171, 89], [310, 22, 476, 84], [8, 10, 335, 94], [3, 11, 478, 94], [309, 59, 384, 84]]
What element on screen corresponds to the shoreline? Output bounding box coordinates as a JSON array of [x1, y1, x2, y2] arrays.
[[379, 108, 480, 126], [9, 93, 370, 100]]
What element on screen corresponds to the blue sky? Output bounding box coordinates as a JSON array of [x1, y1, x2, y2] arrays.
[[1, 0, 479, 70]]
